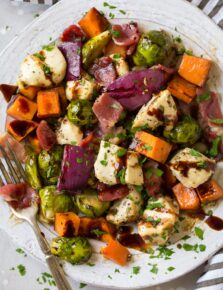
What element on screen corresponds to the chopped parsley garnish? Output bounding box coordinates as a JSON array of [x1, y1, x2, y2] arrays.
[[167, 266, 175, 272], [17, 264, 26, 276], [154, 168, 164, 177], [71, 141, 77, 145], [110, 103, 121, 109], [100, 160, 108, 166], [91, 229, 107, 236], [119, 9, 126, 14], [76, 158, 83, 164], [144, 144, 153, 151], [209, 136, 221, 157], [115, 268, 120, 273], [132, 266, 140, 275], [111, 30, 121, 37], [43, 64, 52, 76], [182, 243, 206, 252], [210, 118, 223, 124], [134, 185, 144, 192], [103, 2, 117, 9], [185, 49, 193, 55], [194, 227, 204, 240], [149, 245, 175, 260], [109, 12, 115, 19], [34, 13, 40, 18], [117, 148, 127, 157], [146, 217, 161, 227], [87, 262, 95, 267], [108, 275, 112, 279], [42, 44, 54, 51], [16, 248, 25, 254], [149, 264, 158, 274], [115, 168, 126, 184], [113, 53, 121, 59], [196, 93, 210, 103], [174, 36, 182, 43], [182, 235, 190, 241], [33, 52, 45, 61], [207, 210, 213, 216], [79, 282, 87, 288], [104, 141, 110, 148], [190, 148, 202, 158], [197, 161, 207, 169], [147, 200, 164, 210]]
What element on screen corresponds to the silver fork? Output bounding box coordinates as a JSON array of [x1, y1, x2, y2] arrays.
[[0, 143, 73, 290]]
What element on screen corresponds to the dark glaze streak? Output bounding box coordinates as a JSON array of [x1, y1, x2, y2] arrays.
[[147, 108, 164, 122], [170, 161, 215, 177], [10, 120, 35, 137], [117, 226, 148, 250]]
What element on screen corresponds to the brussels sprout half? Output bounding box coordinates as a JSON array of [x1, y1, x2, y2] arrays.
[[75, 189, 110, 218], [163, 116, 201, 145], [51, 236, 92, 265], [25, 152, 42, 190], [38, 145, 63, 185]]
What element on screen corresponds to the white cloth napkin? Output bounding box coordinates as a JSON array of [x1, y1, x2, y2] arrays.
[[9, 0, 223, 289]]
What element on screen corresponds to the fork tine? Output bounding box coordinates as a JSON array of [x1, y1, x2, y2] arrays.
[[6, 142, 26, 182], [0, 175, 4, 186], [0, 159, 12, 184], [0, 145, 20, 183]]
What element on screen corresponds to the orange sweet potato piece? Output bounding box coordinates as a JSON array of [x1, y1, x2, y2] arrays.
[[52, 87, 67, 114], [134, 131, 172, 163], [78, 7, 109, 38], [104, 39, 127, 58], [100, 239, 130, 266], [168, 74, 197, 104], [172, 183, 200, 210], [197, 180, 223, 203], [7, 120, 37, 142], [0, 84, 18, 102], [19, 85, 41, 100], [37, 90, 61, 118], [178, 55, 212, 87], [55, 212, 80, 237], [7, 95, 37, 121]]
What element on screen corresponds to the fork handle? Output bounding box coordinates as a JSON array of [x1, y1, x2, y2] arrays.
[[30, 219, 73, 290]]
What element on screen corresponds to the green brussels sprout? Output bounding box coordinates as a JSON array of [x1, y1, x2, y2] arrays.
[[25, 152, 42, 190], [163, 116, 201, 145], [51, 236, 92, 265], [75, 189, 110, 218], [67, 99, 95, 127], [38, 145, 63, 185], [39, 186, 74, 223], [82, 30, 111, 68], [133, 30, 174, 67]]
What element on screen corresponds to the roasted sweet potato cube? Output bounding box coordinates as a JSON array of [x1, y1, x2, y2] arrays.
[[178, 55, 212, 87], [7, 120, 37, 142], [168, 74, 197, 104], [7, 95, 37, 121], [134, 131, 172, 163], [52, 87, 67, 114], [19, 85, 40, 100], [0, 84, 18, 102], [197, 180, 223, 203], [78, 7, 109, 38], [37, 90, 61, 118], [55, 212, 80, 237], [100, 239, 130, 266], [172, 183, 200, 210]]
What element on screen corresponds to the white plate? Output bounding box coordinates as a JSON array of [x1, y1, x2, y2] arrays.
[[0, 0, 223, 289]]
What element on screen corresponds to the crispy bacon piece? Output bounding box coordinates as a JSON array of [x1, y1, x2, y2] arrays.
[[112, 23, 140, 46], [97, 183, 129, 201], [60, 24, 85, 42]]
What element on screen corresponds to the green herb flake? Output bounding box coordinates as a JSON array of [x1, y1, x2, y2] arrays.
[[167, 266, 175, 272], [207, 210, 213, 216], [196, 93, 210, 103], [10, 267, 15, 271], [115, 268, 120, 273], [71, 141, 77, 145], [154, 168, 164, 177], [76, 158, 83, 164], [17, 264, 26, 276], [33, 52, 45, 61], [113, 53, 121, 59], [104, 141, 111, 148], [144, 144, 153, 151], [182, 243, 194, 251], [100, 160, 108, 166], [91, 229, 107, 236], [150, 264, 158, 274], [42, 44, 54, 51], [194, 227, 204, 240], [147, 201, 164, 210], [44, 288, 50, 290], [16, 248, 25, 254], [185, 49, 193, 55], [43, 64, 52, 75], [110, 103, 121, 109], [119, 9, 126, 14], [109, 12, 115, 19], [210, 118, 223, 125], [79, 282, 87, 289], [132, 266, 140, 275], [182, 235, 190, 241], [199, 244, 206, 252], [197, 161, 207, 169], [108, 275, 112, 279], [34, 13, 40, 18], [111, 30, 121, 37], [117, 148, 127, 157], [87, 262, 95, 267], [134, 185, 143, 192], [103, 2, 117, 9], [209, 136, 221, 157], [190, 149, 202, 158]]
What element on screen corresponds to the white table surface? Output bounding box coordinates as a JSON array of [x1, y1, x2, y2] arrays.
[[0, 0, 205, 289]]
